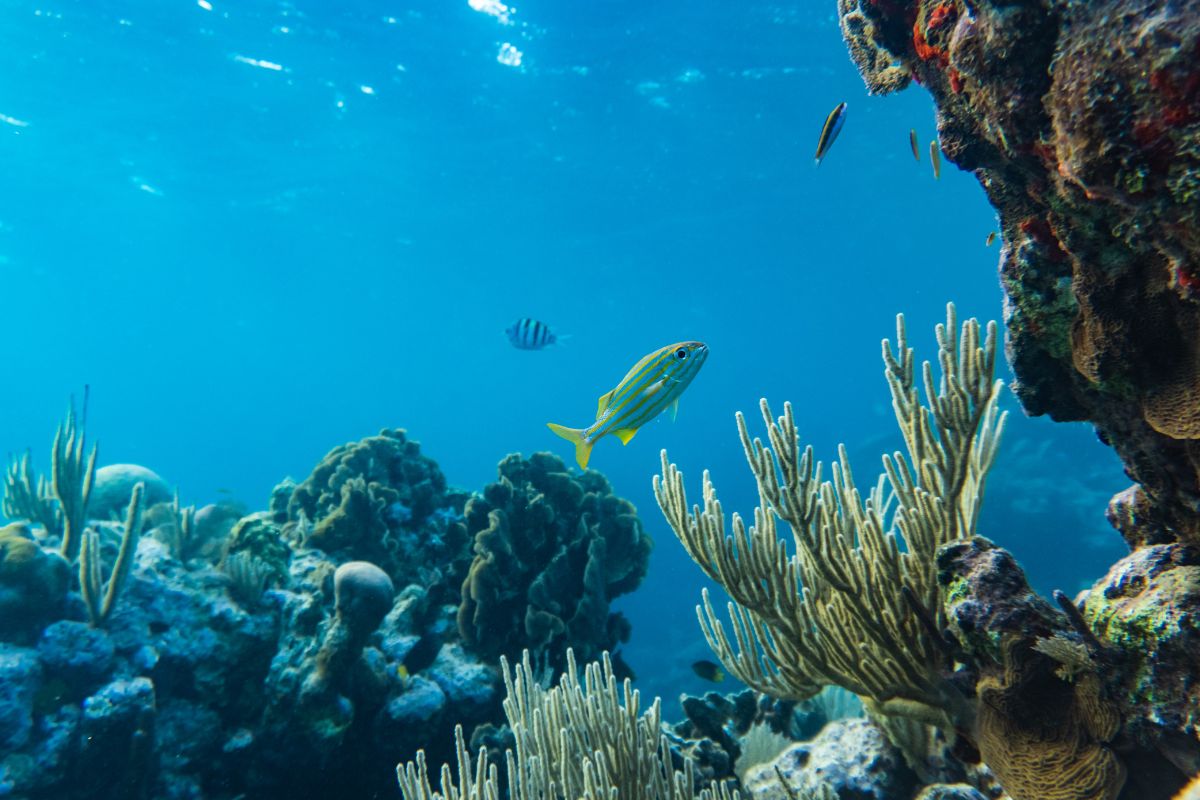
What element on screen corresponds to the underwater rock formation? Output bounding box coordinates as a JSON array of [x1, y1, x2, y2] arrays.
[[741, 718, 918, 800], [838, 0, 1200, 545], [456, 451, 652, 674]]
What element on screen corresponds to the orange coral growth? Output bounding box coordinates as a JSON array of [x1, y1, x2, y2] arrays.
[[913, 2, 956, 70], [949, 68, 964, 93], [928, 2, 955, 30], [913, 22, 949, 66]]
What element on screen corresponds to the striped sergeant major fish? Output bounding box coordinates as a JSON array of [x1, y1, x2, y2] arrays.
[[814, 101, 847, 166], [506, 318, 557, 350], [547, 341, 708, 469]]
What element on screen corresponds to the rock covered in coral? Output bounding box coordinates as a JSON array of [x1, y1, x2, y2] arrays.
[[0, 645, 41, 752], [91, 464, 172, 520], [741, 718, 918, 800], [939, 536, 1064, 663], [77, 677, 157, 798], [37, 620, 115, 686], [457, 451, 651, 673], [1078, 543, 1200, 782], [914, 786, 989, 800], [0, 523, 70, 642], [837, 0, 1200, 544], [284, 429, 470, 600], [936, 535, 1200, 799]]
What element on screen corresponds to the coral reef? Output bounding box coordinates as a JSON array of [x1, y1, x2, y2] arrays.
[[657, 309, 1198, 800], [2, 425, 664, 799], [457, 451, 652, 674], [836, 0, 1200, 546]]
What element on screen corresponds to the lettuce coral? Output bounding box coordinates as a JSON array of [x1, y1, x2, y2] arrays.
[[456, 452, 651, 674]]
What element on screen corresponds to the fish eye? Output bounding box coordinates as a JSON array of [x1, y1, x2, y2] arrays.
[[675, 347, 688, 360]]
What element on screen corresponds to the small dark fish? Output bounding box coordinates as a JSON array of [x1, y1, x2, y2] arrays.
[[986, 231, 997, 247], [691, 659, 725, 682], [507, 318, 558, 350], [929, 140, 942, 180], [813, 102, 847, 166], [401, 632, 442, 676], [909, 129, 920, 162]]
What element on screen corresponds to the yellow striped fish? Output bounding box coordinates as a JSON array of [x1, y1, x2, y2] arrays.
[[548, 341, 709, 469], [813, 102, 847, 166]]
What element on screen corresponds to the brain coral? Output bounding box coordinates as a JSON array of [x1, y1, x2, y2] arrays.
[[456, 452, 652, 674], [285, 429, 470, 596]]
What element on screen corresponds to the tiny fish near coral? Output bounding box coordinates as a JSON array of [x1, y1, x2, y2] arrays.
[[814, 101, 847, 166], [691, 659, 725, 682], [910, 128, 920, 161], [547, 341, 708, 469]]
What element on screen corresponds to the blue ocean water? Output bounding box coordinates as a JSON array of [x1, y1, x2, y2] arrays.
[[0, 0, 1125, 703]]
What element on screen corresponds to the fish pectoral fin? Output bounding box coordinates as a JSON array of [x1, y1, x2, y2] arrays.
[[642, 379, 665, 397], [596, 389, 616, 419], [613, 427, 638, 445], [668, 398, 679, 422]]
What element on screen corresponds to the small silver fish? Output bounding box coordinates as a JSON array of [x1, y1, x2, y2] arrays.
[[929, 140, 942, 180], [814, 102, 847, 166], [986, 231, 997, 247], [910, 129, 920, 162]]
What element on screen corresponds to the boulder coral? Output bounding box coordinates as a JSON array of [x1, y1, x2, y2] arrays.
[[456, 452, 652, 674], [284, 429, 470, 598], [0, 523, 70, 642]]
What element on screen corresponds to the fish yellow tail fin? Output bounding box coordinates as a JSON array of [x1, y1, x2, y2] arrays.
[[546, 423, 594, 470]]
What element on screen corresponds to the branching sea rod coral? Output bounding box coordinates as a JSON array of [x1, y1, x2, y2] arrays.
[[654, 304, 1005, 730], [397, 650, 742, 800]]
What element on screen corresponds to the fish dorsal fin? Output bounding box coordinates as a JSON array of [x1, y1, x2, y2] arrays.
[[596, 389, 616, 419], [668, 398, 680, 422], [615, 349, 663, 388], [614, 427, 638, 445]]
